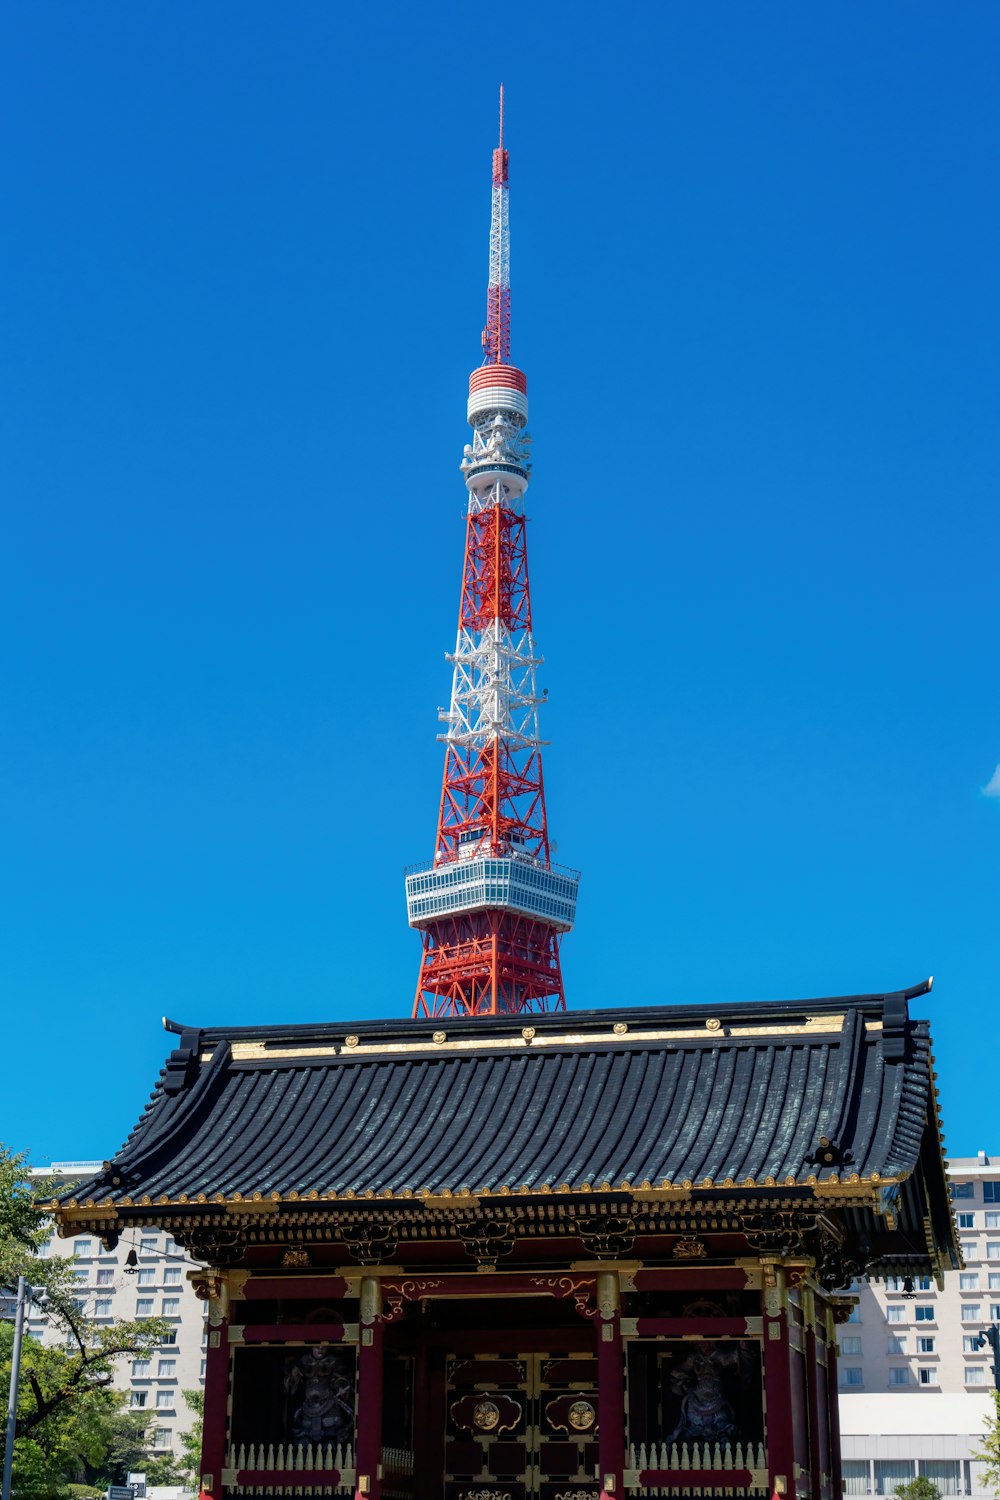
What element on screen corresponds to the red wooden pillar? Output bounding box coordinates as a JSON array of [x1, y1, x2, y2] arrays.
[[596, 1271, 625, 1500], [199, 1276, 231, 1500], [825, 1300, 843, 1500], [356, 1275, 384, 1500], [803, 1289, 823, 1500], [762, 1267, 796, 1500]]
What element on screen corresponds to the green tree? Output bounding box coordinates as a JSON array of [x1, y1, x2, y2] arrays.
[[177, 1390, 204, 1484], [0, 1143, 172, 1493], [975, 1393, 1000, 1496], [894, 1479, 941, 1500]]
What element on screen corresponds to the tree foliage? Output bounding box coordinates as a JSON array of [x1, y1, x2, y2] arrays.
[[0, 1143, 174, 1497], [894, 1479, 941, 1500], [975, 1393, 1000, 1497], [177, 1390, 204, 1483]]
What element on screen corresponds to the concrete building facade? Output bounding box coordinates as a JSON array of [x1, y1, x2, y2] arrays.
[[838, 1153, 1000, 1496]]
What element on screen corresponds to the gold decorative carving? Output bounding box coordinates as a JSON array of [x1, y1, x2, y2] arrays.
[[705, 1018, 722, 1031], [596, 1271, 620, 1320], [612, 1022, 628, 1035], [473, 1400, 500, 1431], [345, 1035, 359, 1047], [281, 1247, 311, 1268], [432, 1030, 447, 1044], [521, 1027, 536, 1040], [360, 1275, 381, 1326], [568, 1400, 596, 1431], [672, 1238, 707, 1259]]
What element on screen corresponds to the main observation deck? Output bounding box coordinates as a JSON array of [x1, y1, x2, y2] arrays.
[[405, 851, 579, 931]]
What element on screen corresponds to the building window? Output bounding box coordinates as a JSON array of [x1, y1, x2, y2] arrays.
[[988, 1244, 1000, 1260], [159, 1330, 177, 1345], [875, 1461, 914, 1493], [961, 1304, 982, 1322], [967, 1367, 987, 1385], [918, 1367, 937, 1385], [842, 1462, 869, 1496], [130, 1392, 147, 1408], [157, 1359, 176, 1378], [96, 1268, 114, 1287], [140, 1236, 158, 1253], [163, 1268, 182, 1286], [984, 1183, 1000, 1203], [161, 1297, 180, 1316], [132, 1359, 151, 1377], [986, 1213, 1000, 1229], [200, 1359, 207, 1379], [989, 1274, 1000, 1290], [153, 1428, 171, 1449], [74, 1240, 95, 1258], [886, 1306, 905, 1324], [136, 1298, 154, 1317], [887, 1336, 906, 1355], [889, 1367, 909, 1385], [155, 1390, 173, 1409], [964, 1335, 982, 1353], [915, 1305, 935, 1322], [962, 1242, 979, 1260], [921, 1462, 961, 1497], [952, 1183, 975, 1200], [842, 1367, 864, 1387], [885, 1276, 903, 1292], [991, 1304, 1000, 1321], [94, 1298, 112, 1318], [961, 1273, 980, 1290], [958, 1213, 976, 1229], [841, 1336, 862, 1355], [137, 1269, 155, 1287], [917, 1276, 932, 1290], [917, 1336, 934, 1353]]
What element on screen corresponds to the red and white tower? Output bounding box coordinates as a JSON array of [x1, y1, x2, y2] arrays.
[[405, 88, 579, 1019]]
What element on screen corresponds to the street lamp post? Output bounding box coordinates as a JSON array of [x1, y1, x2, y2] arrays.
[[2, 1277, 28, 1500], [975, 1325, 1000, 1391]]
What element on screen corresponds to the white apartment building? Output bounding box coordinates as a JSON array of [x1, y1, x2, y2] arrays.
[[28, 1163, 206, 1468], [839, 1152, 1000, 1497]]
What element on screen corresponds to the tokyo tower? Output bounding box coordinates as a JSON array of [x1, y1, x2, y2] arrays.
[[405, 87, 579, 1019]]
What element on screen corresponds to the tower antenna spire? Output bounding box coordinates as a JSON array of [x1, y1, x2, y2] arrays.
[[405, 98, 579, 1018], [484, 83, 511, 364]]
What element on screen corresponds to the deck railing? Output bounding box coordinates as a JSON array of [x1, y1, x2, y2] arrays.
[[222, 1441, 355, 1494], [624, 1439, 768, 1495]]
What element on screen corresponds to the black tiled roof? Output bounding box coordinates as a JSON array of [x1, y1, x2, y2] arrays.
[[58, 984, 955, 1275]]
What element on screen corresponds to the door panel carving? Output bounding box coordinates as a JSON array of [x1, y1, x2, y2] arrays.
[[445, 1353, 599, 1500]]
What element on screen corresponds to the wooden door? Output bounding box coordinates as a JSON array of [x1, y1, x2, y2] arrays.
[[444, 1352, 599, 1500]]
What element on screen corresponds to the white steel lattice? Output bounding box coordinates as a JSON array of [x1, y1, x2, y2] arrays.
[[489, 183, 510, 292]]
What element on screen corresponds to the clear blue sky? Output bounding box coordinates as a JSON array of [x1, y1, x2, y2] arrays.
[[2, 3, 997, 1164]]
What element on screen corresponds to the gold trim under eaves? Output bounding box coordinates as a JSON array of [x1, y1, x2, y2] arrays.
[[53, 1167, 897, 1220], [213, 1012, 846, 1065]]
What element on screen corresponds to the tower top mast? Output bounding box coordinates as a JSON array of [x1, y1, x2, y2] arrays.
[[483, 84, 511, 365]]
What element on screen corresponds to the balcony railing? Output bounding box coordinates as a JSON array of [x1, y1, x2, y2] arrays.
[[625, 1439, 768, 1495]]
